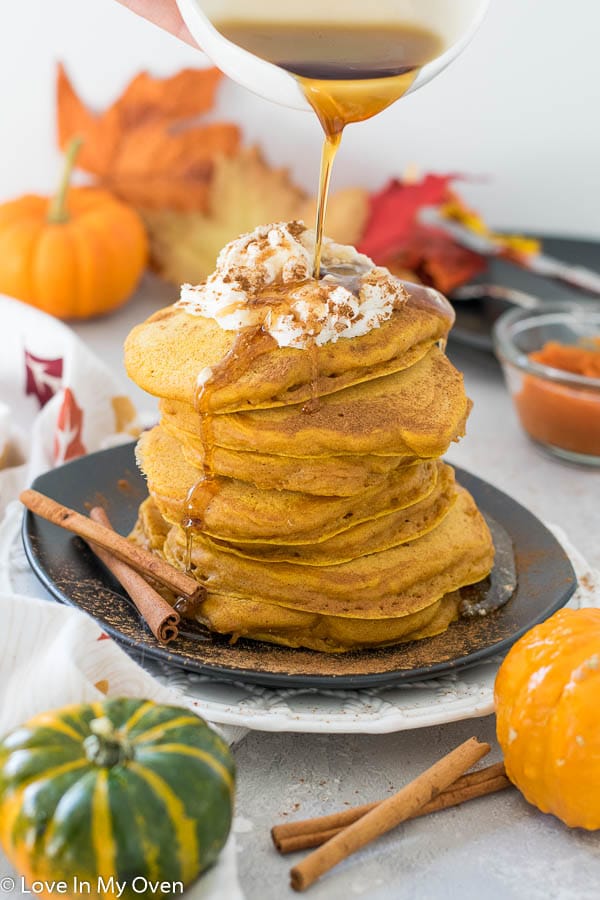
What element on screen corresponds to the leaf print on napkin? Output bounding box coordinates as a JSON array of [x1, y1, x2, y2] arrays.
[[53, 387, 85, 464], [24, 350, 64, 408]]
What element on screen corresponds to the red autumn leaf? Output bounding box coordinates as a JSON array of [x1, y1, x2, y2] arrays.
[[387, 226, 487, 295], [53, 387, 85, 464], [358, 175, 487, 293], [24, 350, 64, 408], [358, 175, 456, 260]]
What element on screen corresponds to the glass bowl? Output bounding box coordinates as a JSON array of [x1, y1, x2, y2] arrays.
[[493, 302, 600, 466]]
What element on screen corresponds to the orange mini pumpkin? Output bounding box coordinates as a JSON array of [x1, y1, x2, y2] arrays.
[[495, 607, 600, 830], [0, 138, 148, 319]]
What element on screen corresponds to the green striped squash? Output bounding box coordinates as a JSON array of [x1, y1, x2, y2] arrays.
[[0, 698, 235, 899]]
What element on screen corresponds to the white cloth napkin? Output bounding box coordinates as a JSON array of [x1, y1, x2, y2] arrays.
[[0, 295, 245, 899], [0, 295, 146, 516]]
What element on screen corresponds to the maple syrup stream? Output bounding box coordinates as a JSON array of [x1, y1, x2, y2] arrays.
[[215, 20, 444, 275]]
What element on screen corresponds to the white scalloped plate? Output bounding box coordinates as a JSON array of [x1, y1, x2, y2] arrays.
[[144, 655, 502, 733], [142, 526, 597, 733]]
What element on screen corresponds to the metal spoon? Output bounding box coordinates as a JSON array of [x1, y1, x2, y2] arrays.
[[450, 283, 540, 309]]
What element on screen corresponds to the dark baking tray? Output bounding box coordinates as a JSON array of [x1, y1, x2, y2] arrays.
[[449, 234, 600, 352]]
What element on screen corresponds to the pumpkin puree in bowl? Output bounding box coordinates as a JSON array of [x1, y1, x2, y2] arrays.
[[516, 339, 600, 457]]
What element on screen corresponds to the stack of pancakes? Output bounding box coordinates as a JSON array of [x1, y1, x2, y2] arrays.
[[125, 245, 494, 653]]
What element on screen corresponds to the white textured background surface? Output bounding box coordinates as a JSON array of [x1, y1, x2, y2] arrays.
[[2, 0, 600, 237]]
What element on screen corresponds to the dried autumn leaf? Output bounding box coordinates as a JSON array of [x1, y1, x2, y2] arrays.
[[358, 174, 456, 260], [115, 68, 223, 127], [101, 121, 240, 210], [298, 187, 369, 248], [386, 227, 487, 295], [144, 147, 369, 284], [56, 63, 240, 210], [144, 147, 306, 283], [358, 175, 487, 293], [57, 64, 121, 177]]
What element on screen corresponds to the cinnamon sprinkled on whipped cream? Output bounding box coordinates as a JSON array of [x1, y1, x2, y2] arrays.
[[177, 222, 408, 349]]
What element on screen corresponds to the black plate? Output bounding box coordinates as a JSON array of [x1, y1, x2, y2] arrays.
[[449, 234, 600, 352], [23, 442, 576, 689]]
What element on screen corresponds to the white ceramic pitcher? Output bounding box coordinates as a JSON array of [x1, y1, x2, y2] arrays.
[[175, 0, 491, 110]]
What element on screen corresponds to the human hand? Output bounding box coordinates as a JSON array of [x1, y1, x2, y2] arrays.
[[115, 1, 198, 46]]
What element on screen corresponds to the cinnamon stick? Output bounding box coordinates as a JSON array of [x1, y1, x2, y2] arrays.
[[87, 507, 180, 644], [290, 737, 490, 892], [20, 489, 203, 604], [274, 766, 510, 854], [273, 761, 506, 849]]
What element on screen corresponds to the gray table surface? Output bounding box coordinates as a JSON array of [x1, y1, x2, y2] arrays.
[[72, 276, 600, 900]]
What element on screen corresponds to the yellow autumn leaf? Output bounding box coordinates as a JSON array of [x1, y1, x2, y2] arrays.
[[441, 199, 541, 257], [298, 187, 370, 249], [144, 146, 369, 285]]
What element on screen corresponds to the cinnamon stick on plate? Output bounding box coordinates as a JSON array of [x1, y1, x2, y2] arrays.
[[20, 489, 203, 604], [273, 762, 509, 854], [290, 737, 490, 892], [87, 507, 180, 644]]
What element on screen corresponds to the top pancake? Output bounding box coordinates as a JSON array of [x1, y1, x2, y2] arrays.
[[124, 281, 454, 413]]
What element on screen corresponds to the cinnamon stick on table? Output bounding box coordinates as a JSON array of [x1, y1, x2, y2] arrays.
[[87, 507, 180, 644], [290, 736, 490, 892], [273, 762, 509, 855], [20, 489, 203, 605]]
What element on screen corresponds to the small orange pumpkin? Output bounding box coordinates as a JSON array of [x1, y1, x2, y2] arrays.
[[0, 138, 148, 319], [495, 607, 600, 830]]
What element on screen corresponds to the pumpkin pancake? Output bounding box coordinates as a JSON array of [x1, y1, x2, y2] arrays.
[[131, 499, 465, 652], [136, 426, 441, 545], [124, 281, 454, 413], [164, 419, 416, 496], [130, 488, 491, 652], [161, 488, 494, 619], [195, 590, 462, 652], [178, 464, 458, 566], [160, 345, 471, 460]]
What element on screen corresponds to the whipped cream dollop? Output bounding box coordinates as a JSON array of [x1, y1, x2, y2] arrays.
[[176, 221, 408, 349]]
